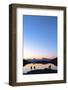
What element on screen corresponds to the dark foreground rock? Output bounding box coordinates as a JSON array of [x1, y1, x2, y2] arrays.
[[23, 68, 57, 75]]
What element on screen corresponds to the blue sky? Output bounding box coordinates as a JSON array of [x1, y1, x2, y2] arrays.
[[23, 15, 57, 59]]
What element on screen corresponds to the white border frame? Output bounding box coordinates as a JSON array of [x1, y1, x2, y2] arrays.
[[16, 8, 64, 82]]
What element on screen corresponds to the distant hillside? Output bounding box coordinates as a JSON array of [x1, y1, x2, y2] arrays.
[[23, 59, 29, 66], [49, 58, 57, 66], [23, 58, 57, 66]]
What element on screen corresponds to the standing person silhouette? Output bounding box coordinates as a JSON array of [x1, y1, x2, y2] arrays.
[[34, 66, 36, 70], [30, 66, 32, 70], [49, 65, 51, 69]]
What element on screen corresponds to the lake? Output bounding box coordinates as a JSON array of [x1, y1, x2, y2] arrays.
[[23, 63, 57, 74]]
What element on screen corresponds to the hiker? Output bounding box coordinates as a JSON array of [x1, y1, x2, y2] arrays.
[[34, 66, 36, 70], [49, 65, 51, 69], [30, 66, 32, 70]]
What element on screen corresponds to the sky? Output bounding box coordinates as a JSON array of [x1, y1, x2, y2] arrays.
[[23, 15, 57, 59]]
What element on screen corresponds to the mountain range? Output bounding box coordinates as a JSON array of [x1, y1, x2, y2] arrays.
[[23, 57, 57, 66]]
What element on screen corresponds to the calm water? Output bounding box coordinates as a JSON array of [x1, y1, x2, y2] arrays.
[[23, 63, 57, 74]]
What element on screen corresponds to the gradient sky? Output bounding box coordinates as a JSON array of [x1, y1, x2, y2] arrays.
[[23, 15, 57, 59]]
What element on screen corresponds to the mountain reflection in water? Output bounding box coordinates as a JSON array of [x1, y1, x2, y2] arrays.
[[23, 63, 57, 74]]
